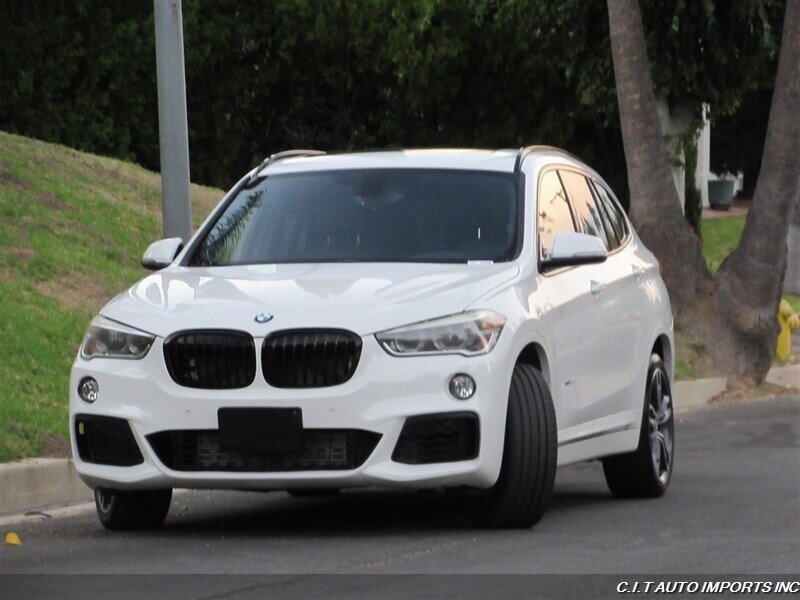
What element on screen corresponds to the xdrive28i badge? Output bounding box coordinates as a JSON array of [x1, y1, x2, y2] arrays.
[[254, 312, 273, 324]]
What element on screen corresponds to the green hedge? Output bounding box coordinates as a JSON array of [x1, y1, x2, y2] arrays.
[[0, 0, 781, 204], [0, 0, 628, 194]]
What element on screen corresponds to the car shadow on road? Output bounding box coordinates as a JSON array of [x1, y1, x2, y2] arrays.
[[157, 484, 615, 537]]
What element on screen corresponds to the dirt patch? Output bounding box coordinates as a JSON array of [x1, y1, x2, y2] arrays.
[[4, 246, 35, 262], [72, 152, 154, 192], [674, 329, 717, 379], [35, 273, 113, 314], [0, 164, 24, 186], [709, 379, 794, 405], [94, 187, 160, 219], [1, 165, 67, 210], [40, 432, 71, 458], [0, 169, 29, 193], [32, 190, 67, 211], [192, 182, 224, 217]]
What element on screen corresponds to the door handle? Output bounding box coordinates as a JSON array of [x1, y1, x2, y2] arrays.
[[632, 265, 646, 279], [590, 280, 606, 296]]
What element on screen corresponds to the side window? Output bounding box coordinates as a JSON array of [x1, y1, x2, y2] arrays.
[[592, 180, 628, 244], [537, 170, 576, 260], [588, 180, 620, 250], [558, 170, 609, 249]]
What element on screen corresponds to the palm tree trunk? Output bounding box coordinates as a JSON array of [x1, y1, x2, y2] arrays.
[[708, 0, 800, 378], [607, 0, 712, 311], [608, 0, 800, 381]]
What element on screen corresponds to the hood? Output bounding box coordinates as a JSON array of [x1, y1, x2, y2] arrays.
[[101, 262, 519, 338]]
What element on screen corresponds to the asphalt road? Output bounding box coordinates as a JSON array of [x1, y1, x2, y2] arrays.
[[1, 396, 798, 595]]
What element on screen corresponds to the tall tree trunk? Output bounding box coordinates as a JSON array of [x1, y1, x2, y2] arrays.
[[608, 0, 800, 382], [708, 0, 800, 378], [607, 0, 712, 311]]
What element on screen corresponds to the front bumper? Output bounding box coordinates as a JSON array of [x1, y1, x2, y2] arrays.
[[69, 336, 513, 491]]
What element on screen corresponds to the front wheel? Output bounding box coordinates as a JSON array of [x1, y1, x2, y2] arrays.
[[602, 355, 674, 497], [94, 488, 172, 530], [468, 363, 557, 528]]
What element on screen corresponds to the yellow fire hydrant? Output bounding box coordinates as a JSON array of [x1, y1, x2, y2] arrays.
[[777, 300, 800, 362]]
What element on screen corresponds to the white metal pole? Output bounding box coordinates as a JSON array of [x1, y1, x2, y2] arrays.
[[153, 0, 191, 241]]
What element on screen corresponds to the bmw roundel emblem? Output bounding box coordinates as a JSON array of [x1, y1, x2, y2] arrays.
[[254, 312, 274, 324]]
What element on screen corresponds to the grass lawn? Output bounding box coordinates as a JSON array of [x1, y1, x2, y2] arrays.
[[0, 131, 223, 461], [701, 215, 800, 312], [701, 215, 746, 273]]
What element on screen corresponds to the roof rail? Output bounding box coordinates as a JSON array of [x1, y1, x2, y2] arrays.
[[513, 145, 583, 173], [254, 149, 326, 173]]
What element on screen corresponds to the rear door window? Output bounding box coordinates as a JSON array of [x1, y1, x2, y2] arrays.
[[558, 170, 610, 250], [591, 180, 628, 244], [588, 180, 620, 250]]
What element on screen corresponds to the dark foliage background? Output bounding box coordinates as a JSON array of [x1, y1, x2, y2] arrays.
[[0, 0, 782, 207]]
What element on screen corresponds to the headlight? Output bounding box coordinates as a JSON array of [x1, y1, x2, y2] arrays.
[[375, 310, 506, 357], [80, 316, 155, 360]]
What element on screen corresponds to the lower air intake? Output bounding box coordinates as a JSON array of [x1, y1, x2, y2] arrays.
[[392, 412, 479, 465], [147, 429, 381, 472], [74, 415, 144, 467]]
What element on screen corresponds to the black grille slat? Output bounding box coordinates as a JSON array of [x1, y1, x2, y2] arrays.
[[164, 329, 256, 389], [75, 415, 144, 467], [198, 333, 207, 386], [147, 429, 381, 472], [298, 333, 306, 387], [324, 338, 332, 385], [262, 329, 362, 388], [336, 338, 345, 382]]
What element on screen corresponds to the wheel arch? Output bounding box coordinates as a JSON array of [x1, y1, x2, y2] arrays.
[[650, 333, 674, 382], [515, 341, 551, 388]]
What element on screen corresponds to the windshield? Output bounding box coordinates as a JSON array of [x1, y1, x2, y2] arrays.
[[188, 169, 518, 266]]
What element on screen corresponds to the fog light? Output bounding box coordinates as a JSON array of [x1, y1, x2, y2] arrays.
[[449, 373, 475, 400], [78, 377, 99, 403]]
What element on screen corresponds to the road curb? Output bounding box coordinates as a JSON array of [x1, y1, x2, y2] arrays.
[[765, 364, 800, 389], [673, 377, 727, 413], [0, 458, 92, 516]]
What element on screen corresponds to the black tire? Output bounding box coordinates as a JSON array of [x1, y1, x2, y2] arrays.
[[94, 488, 172, 530], [468, 363, 557, 528], [602, 355, 674, 498], [287, 489, 340, 498]]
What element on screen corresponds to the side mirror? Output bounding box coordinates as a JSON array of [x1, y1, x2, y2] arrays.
[[542, 231, 607, 271], [142, 238, 183, 271]]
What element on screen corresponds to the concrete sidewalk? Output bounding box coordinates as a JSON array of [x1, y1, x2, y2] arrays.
[[2, 365, 798, 518], [0, 458, 92, 516], [766, 364, 800, 389]]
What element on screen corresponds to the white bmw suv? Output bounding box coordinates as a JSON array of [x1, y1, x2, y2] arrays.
[[71, 147, 674, 530]]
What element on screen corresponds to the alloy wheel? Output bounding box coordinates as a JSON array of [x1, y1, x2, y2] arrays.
[[648, 368, 673, 484], [95, 489, 113, 514]]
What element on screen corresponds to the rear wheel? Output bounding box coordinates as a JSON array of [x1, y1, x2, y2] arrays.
[[468, 363, 557, 528], [94, 488, 172, 530], [602, 355, 674, 497]]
